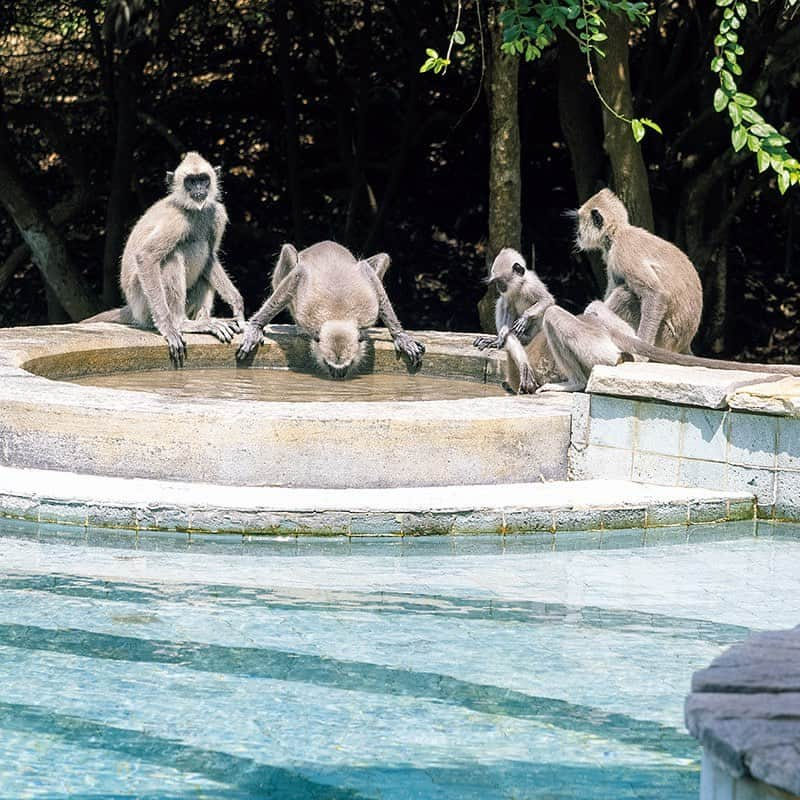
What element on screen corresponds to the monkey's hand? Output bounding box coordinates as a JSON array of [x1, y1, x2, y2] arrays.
[[511, 315, 531, 338], [236, 323, 264, 360], [393, 332, 425, 370], [163, 328, 187, 368], [473, 334, 504, 350], [207, 318, 240, 344]]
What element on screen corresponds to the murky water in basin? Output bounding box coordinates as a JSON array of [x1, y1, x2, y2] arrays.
[[70, 367, 506, 402]]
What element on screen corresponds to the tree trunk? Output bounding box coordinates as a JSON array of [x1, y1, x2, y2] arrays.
[[478, 6, 521, 333], [0, 135, 99, 320], [557, 33, 606, 289], [594, 12, 654, 231], [101, 51, 141, 306], [276, 0, 304, 243]]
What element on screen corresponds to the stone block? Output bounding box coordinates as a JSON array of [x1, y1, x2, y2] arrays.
[[645, 502, 689, 528], [729, 412, 778, 468], [450, 510, 504, 535], [636, 401, 683, 455], [689, 500, 730, 525], [777, 417, 800, 472], [552, 507, 603, 531], [682, 407, 729, 462], [588, 395, 637, 448], [588, 362, 780, 409], [503, 509, 553, 534], [632, 451, 679, 485], [601, 507, 646, 530], [774, 470, 800, 522], [570, 392, 591, 446], [569, 444, 632, 481], [37, 500, 87, 527], [729, 376, 800, 417], [726, 466, 776, 506], [679, 458, 727, 491]]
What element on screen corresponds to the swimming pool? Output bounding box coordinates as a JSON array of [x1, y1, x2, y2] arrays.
[[0, 520, 797, 799]]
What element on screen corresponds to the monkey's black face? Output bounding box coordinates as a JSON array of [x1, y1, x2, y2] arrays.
[[493, 279, 508, 294], [184, 173, 211, 204]]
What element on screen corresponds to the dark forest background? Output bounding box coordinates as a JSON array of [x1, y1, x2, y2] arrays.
[[0, 0, 798, 360]]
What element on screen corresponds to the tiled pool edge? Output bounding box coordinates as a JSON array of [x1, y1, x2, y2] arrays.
[[0, 468, 754, 535], [571, 365, 800, 522]]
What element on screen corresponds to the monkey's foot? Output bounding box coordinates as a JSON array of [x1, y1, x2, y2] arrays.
[[536, 381, 584, 393], [163, 329, 187, 368], [393, 333, 425, 370], [236, 323, 264, 360], [473, 334, 503, 350], [517, 365, 537, 394]]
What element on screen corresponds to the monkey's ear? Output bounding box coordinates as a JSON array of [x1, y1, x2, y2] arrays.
[[165, 171, 175, 189], [591, 209, 604, 229], [512, 262, 525, 276]]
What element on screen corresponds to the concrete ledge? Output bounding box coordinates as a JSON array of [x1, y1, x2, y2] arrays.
[[587, 363, 785, 409], [0, 465, 753, 534], [729, 378, 800, 418], [687, 625, 800, 798], [0, 323, 570, 488]]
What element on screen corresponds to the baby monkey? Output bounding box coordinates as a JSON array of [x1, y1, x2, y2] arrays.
[[236, 240, 425, 378], [473, 247, 556, 393]]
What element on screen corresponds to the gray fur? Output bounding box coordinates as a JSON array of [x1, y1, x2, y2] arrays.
[[236, 240, 425, 379], [473, 247, 556, 393], [576, 188, 702, 352], [84, 152, 244, 366]]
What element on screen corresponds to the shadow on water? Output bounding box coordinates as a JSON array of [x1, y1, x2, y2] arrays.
[[0, 623, 697, 761], [0, 573, 753, 646], [0, 699, 700, 799]]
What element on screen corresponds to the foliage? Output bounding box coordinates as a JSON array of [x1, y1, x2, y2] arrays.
[[711, 0, 800, 194]]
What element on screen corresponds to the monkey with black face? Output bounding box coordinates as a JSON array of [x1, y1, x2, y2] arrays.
[[538, 299, 800, 392], [575, 188, 702, 352], [84, 152, 244, 366], [473, 247, 556, 393], [236, 240, 425, 379]]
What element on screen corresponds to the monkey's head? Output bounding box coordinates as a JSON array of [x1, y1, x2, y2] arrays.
[[488, 247, 527, 294], [311, 319, 365, 379], [575, 188, 629, 252], [167, 151, 220, 211]]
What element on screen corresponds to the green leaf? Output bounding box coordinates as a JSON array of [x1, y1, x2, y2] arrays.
[[711, 56, 724, 72], [728, 102, 742, 125], [720, 70, 737, 93], [713, 34, 727, 46], [750, 123, 776, 137], [741, 108, 760, 124], [640, 117, 663, 134], [713, 88, 729, 112], [452, 29, 465, 45], [425, 48, 438, 58], [764, 133, 791, 147], [420, 59, 435, 73], [747, 134, 761, 152], [631, 119, 645, 142], [732, 92, 756, 108], [756, 149, 770, 173], [731, 125, 747, 151], [778, 171, 790, 194], [735, 1, 747, 16]]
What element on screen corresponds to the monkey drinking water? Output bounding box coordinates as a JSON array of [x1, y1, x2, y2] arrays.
[[84, 152, 244, 366], [236, 240, 425, 379]]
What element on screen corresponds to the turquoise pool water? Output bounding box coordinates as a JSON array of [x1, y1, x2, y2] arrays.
[[0, 519, 798, 799]]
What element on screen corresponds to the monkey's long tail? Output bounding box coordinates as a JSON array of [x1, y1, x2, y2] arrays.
[[615, 334, 800, 377], [82, 306, 135, 324]]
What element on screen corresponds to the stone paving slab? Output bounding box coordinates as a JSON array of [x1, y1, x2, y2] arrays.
[[687, 625, 800, 797], [587, 363, 786, 409], [0, 466, 753, 534], [729, 378, 800, 418]]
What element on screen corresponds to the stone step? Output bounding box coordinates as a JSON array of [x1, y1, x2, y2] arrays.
[[0, 466, 754, 535]]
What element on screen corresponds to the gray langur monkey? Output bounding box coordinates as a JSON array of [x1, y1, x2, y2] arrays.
[[473, 247, 557, 393], [84, 152, 245, 366], [539, 300, 800, 392], [236, 240, 425, 379], [574, 188, 702, 353]]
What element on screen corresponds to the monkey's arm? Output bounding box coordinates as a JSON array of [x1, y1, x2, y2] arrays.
[[504, 334, 536, 393], [615, 258, 667, 345], [361, 264, 425, 368], [510, 295, 556, 339], [208, 259, 245, 324], [236, 269, 302, 359], [366, 252, 391, 281], [135, 230, 188, 365], [474, 297, 511, 350]]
